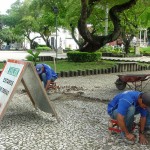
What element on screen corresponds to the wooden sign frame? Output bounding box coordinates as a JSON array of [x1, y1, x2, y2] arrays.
[[0, 59, 58, 121]]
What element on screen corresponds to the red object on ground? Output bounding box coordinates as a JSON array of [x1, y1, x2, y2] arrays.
[[108, 119, 137, 133]]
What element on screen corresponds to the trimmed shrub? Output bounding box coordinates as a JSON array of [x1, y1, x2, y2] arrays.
[[67, 51, 102, 62], [38, 44, 47, 47], [99, 45, 113, 52], [36, 46, 51, 51]]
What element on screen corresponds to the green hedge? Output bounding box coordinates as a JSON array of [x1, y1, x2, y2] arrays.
[[36, 46, 51, 51], [38, 44, 47, 47], [67, 51, 102, 62]]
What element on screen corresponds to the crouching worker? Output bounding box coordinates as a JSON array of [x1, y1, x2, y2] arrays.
[[107, 90, 150, 145], [36, 64, 58, 91]]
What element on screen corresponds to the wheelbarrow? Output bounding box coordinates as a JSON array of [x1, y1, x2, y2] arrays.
[[115, 74, 150, 91]]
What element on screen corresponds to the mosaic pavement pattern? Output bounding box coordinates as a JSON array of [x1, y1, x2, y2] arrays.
[[0, 92, 150, 150]]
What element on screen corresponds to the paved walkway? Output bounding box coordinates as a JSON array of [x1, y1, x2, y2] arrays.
[[0, 51, 67, 61], [0, 50, 150, 63], [0, 70, 150, 150], [102, 56, 150, 62], [0, 52, 150, 149]]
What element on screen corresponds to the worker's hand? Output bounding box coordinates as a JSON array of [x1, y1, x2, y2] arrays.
[[125, 133, 135, 141], [139, 134, 148, 145]]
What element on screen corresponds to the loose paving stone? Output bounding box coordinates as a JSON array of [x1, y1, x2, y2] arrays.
[[0, 92, 149, 150], [0, 70, 150, 149]]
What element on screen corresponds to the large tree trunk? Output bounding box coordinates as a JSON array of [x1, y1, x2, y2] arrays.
[[78, 0, 138, 52], [41, 34, 52, 48], [70, 24, 87, 50], [46, 39, 51, 48]]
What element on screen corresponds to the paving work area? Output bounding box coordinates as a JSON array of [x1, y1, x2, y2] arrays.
[[0, 70, 150, 149]]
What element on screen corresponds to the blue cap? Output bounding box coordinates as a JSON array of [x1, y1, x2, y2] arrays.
[[36, 64, 43, 74]]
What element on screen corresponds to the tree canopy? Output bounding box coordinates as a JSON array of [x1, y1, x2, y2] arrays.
[[0, 0, 150, 51]]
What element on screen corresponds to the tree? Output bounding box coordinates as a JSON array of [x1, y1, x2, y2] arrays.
[[120, 0, 150, 54], [0, 13, 23, 49], [29, 0, 68, 48], [3, 0, 44, 49], [2, 0, 149, 53], [77, 0, 138, 52], [29, 0, 56, 48], [0, 13, 22, 48]]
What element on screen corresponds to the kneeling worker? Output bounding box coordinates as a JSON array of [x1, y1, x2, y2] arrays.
[[107, 90, 150, 145], [36, 64, 58, 91]]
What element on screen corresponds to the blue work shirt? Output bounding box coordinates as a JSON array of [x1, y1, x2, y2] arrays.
[[42, 64, 57, 80], [107, 90, 147, 117]]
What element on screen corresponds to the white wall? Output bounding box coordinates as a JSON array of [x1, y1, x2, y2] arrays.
[[23, 28, 79, 50]]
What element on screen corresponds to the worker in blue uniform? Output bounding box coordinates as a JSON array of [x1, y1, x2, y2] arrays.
[[36, 64, 58, 91], [107, 90, 150, 145]]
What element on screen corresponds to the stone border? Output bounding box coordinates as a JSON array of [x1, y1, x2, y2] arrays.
[[1, 59, 148, 78], [57, 63, 150, 78]]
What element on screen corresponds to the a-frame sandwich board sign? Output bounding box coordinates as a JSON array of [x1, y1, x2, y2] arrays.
[[0, 59, 58, 121]]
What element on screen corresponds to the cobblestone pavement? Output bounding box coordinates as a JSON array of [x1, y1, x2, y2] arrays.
[[57, 70, 150, 100], [0, 70, 150, 150]]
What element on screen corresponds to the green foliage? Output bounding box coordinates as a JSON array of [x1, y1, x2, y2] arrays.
[[140, 47, 150, 52], [41, 60, 116, 73], [1, 0, 149, 52], [36, 46, 51, 51], [111, 49, 122, 54], [38, 44, 47, 47], [140, 47, 150, 56], [67, 51, 102, 62], [26, 50, 40, 65], [113, 46, 123, 53], [129, 47, 135, 53], [99, 45, 123, 54], [0, 27, 23, 44], [99, 46, 114, 52]]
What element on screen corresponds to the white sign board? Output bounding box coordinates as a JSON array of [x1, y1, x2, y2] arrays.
[[0, 62, 24, 115], [0, 59, 58, 121]]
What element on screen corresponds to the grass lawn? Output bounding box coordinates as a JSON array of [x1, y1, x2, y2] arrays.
[[0, 60, 149, 73], [0, 60, 116, 72], [37, 60, 117, 73]]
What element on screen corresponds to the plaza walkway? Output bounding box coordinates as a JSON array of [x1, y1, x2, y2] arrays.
[[0, 50, 67, 62], [0, 50, 150, 63], [0, 69, 150, 149], [0, 51, 150, 149]]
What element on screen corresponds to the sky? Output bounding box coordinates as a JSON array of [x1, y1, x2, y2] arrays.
[[0, 0, 17, 14]]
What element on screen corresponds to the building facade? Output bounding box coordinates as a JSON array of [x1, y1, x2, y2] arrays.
[[24, 28, 79, 50]]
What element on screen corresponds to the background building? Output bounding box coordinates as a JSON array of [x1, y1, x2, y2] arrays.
[[24, 28, 79, 50]]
